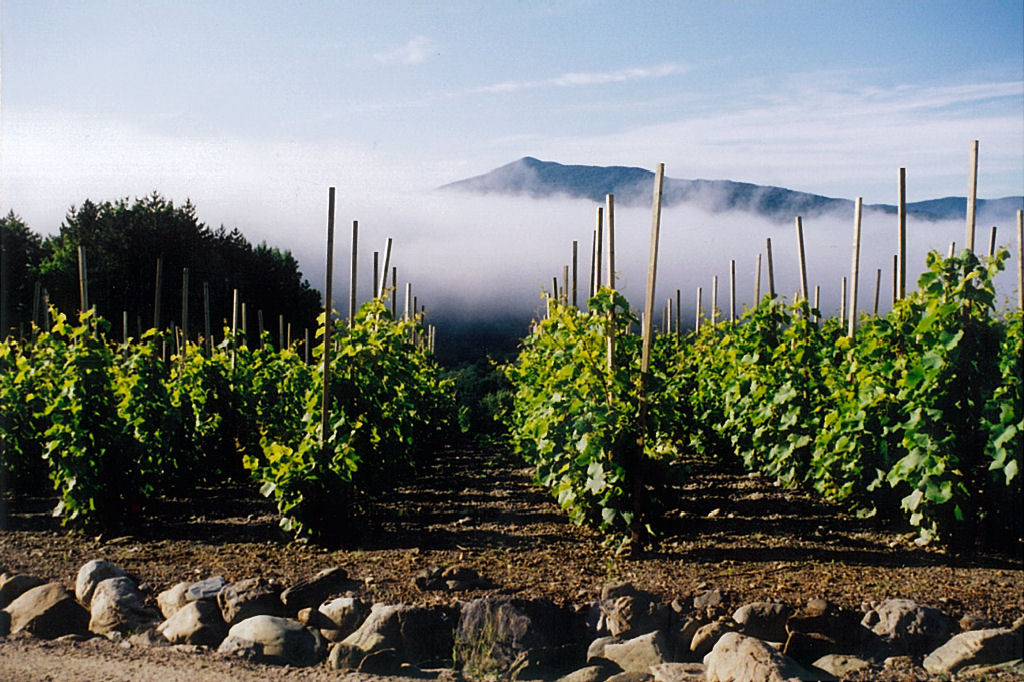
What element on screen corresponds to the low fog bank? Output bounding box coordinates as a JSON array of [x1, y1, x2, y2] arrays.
[[283, 191, 1022, 362]]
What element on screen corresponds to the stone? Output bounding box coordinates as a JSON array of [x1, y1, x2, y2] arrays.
[[923, 626, 1024, 675], [4, 582, 90, 639], [414, 565, 446, 591], [357, 647, 406, 674], [605, 673, 653, 682], [958, 659, 1024, 677], [811, 653, 871, 677], [158, 599, 228, 646], [704, 632, 826, 682], [186, 576, 227, 601], [601, 582, 639, 601], [75, 559, 126, 606], [689, 621, 734, 659], [649, 662, 707, 682], [217, 577, 286, 625], [959, 613, 996, 631], [457, 597, 571, 676], [587, 635, 619, 662], [0, 608, 10, 637], [280, 566, 351, 613], [0, 574, 45, 609], [860, 598, 953, 657], [156, 582, 191, 619], [217, 615, 325, 667], [603, 630, 670, 672], [786, 605, 866, 653], [89, 576, 160, 636], [669, 618, 703, 661], [341, 602, 457, 669], [603, 593, 671, 638], [318, 596, 370, 642], [557, 665, 613, 682], [733, 601, 791, 642], [783, 630, 836, 663], [508, 644, 588, 681], [692, 588, 723, 610]]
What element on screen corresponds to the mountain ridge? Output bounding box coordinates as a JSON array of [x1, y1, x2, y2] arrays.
[[439, 157, 1023, 223]]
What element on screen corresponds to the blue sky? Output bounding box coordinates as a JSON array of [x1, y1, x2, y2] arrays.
[[1, 1, 1022, 315]]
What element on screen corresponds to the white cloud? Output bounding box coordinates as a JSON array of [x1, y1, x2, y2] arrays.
[[476, 62, 690, 94], [373, 36, 438, 65]]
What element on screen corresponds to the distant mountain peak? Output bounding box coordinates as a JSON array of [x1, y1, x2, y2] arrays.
[[439, 157, 1023, 224]]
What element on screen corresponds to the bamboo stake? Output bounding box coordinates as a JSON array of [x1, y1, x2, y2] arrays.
[[898, 167, 907, 299], [988, 226, 997, 258], [848, 198, 863, 338], [571, 240, 579, 308], [77, 245, 89, 312], [1017, 210, 1023, 311], [349, 221, 358, 327], [606, 194, 616, 288], [872, 268, 881, 317], [595, 207, 604, 290], [729, 260, 736, 324], [765, 238, 776, 299], [966, 140, 978, 252], [378, 237, 393, 299], [795, 216, 808, 303], [154, 257, 163, 329], [321, 187, 336, 450], [891, 255, 898, 307]]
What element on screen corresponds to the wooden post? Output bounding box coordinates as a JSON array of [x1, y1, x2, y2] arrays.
[[203, 282, 211, 353], [795, 216, 808, 303], [666, 297, 673, 336], [551, 277, 559, 305], [754, 253, 762, 304], [898, 167, 907, 299], [1017, 210, 1023, 311], [32, 282, 41, 337], [765, 238, 776, 299], [711, 275, 719, 325], [840, 276, 847, 326], [154, 257, 163, 330], [372, 251, 379, 300], [405, 282, 412, 320], [257, 309, 265, 345], [349, 221, 358, 327], [589, 230, 597, 298], [695, 287, 702, 333], [814, 285, 820, 318], [595, 206, 604, 290], [279, 314, 285, 350], [966, 140, 978, 252], [181, 267, 189, 342], [729, 259, 736, 324], [123, 310, 128, 345], [873, 268, 882, 317], [241, 302, 248, 347], [988, 226, 997, 258], [636, 162, 665, 550], [77, 245, 89, 312], [675, 289, 681, 336], [606, 194, 616, 288], [321, 187, 336, 450], [949, 241, 957, 258], [849, 197, 863, 338], [378, 237, 393, 299], [891, 255, 898, 307], [571, 240, 579, 307], [287, 322, 292, 348], [304, 328, 310, 364], [391, 267, 397, 319], [562, 265, 569, 305], [230, 288, 239, 371]]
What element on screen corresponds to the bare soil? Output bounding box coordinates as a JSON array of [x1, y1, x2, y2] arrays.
[[2, 442, 1022, 680]]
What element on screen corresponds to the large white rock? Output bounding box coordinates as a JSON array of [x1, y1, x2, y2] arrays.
[[75, 559, 126, 606], [88, 576, 159, 636], [218, 614, 325, 667], [4, 582, 90, 639], [602, 630, 670, 672], [923, 627, 1023, 675], [704, 632, 827, 682], [157, 599, 227, 646]]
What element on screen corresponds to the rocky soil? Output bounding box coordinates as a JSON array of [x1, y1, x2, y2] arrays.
[[1, 442, 1022, 680]]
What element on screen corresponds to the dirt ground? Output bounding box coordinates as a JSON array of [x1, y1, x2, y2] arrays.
[[2, 443, 1022, 680]]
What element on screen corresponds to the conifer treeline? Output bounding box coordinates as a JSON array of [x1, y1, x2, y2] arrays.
[[0, 193, 321, 343]]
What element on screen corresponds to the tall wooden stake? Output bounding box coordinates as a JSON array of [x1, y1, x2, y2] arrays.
[[349, 221, 358, 327], [872, 267, 882, 317], [711, 276, 719, 325], [695, 287, 702, 332], [765, 238, 776, 299], [675, 289, 681, 336], [589, 230, 597, 298], [898, 167, 907, 299], [181, 267, 189, 343], [203, 282, 212, 354], [849, 197, 863, 338], [230, 288, 239, 371], [966, 140, 979, 252], [154, 257, 163, 330], [840, 276, 847, 326], [891, 255, 898, 307], [754, 253, 762, 304], [1017, 210, 1023, 311], [391, 267, 397, 319], [988, 226, 997, 258], [571, 240, 579, 307], [606, 194, 616, 288], [595, 207, 604, 290], [729, 259, 736, 324], [795, 216, 808, 303], [378, 237, 393, 299], [77, 245, 89, 312], [321, 187, 336, 449]]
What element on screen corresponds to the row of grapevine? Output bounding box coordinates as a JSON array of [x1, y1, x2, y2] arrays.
[[0, 300, 454, 540], [503, 248, 1022, 551]]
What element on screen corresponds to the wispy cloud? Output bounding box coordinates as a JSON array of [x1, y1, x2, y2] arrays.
[[475, 63, 689, 94], [374, 36, 438, 65]]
